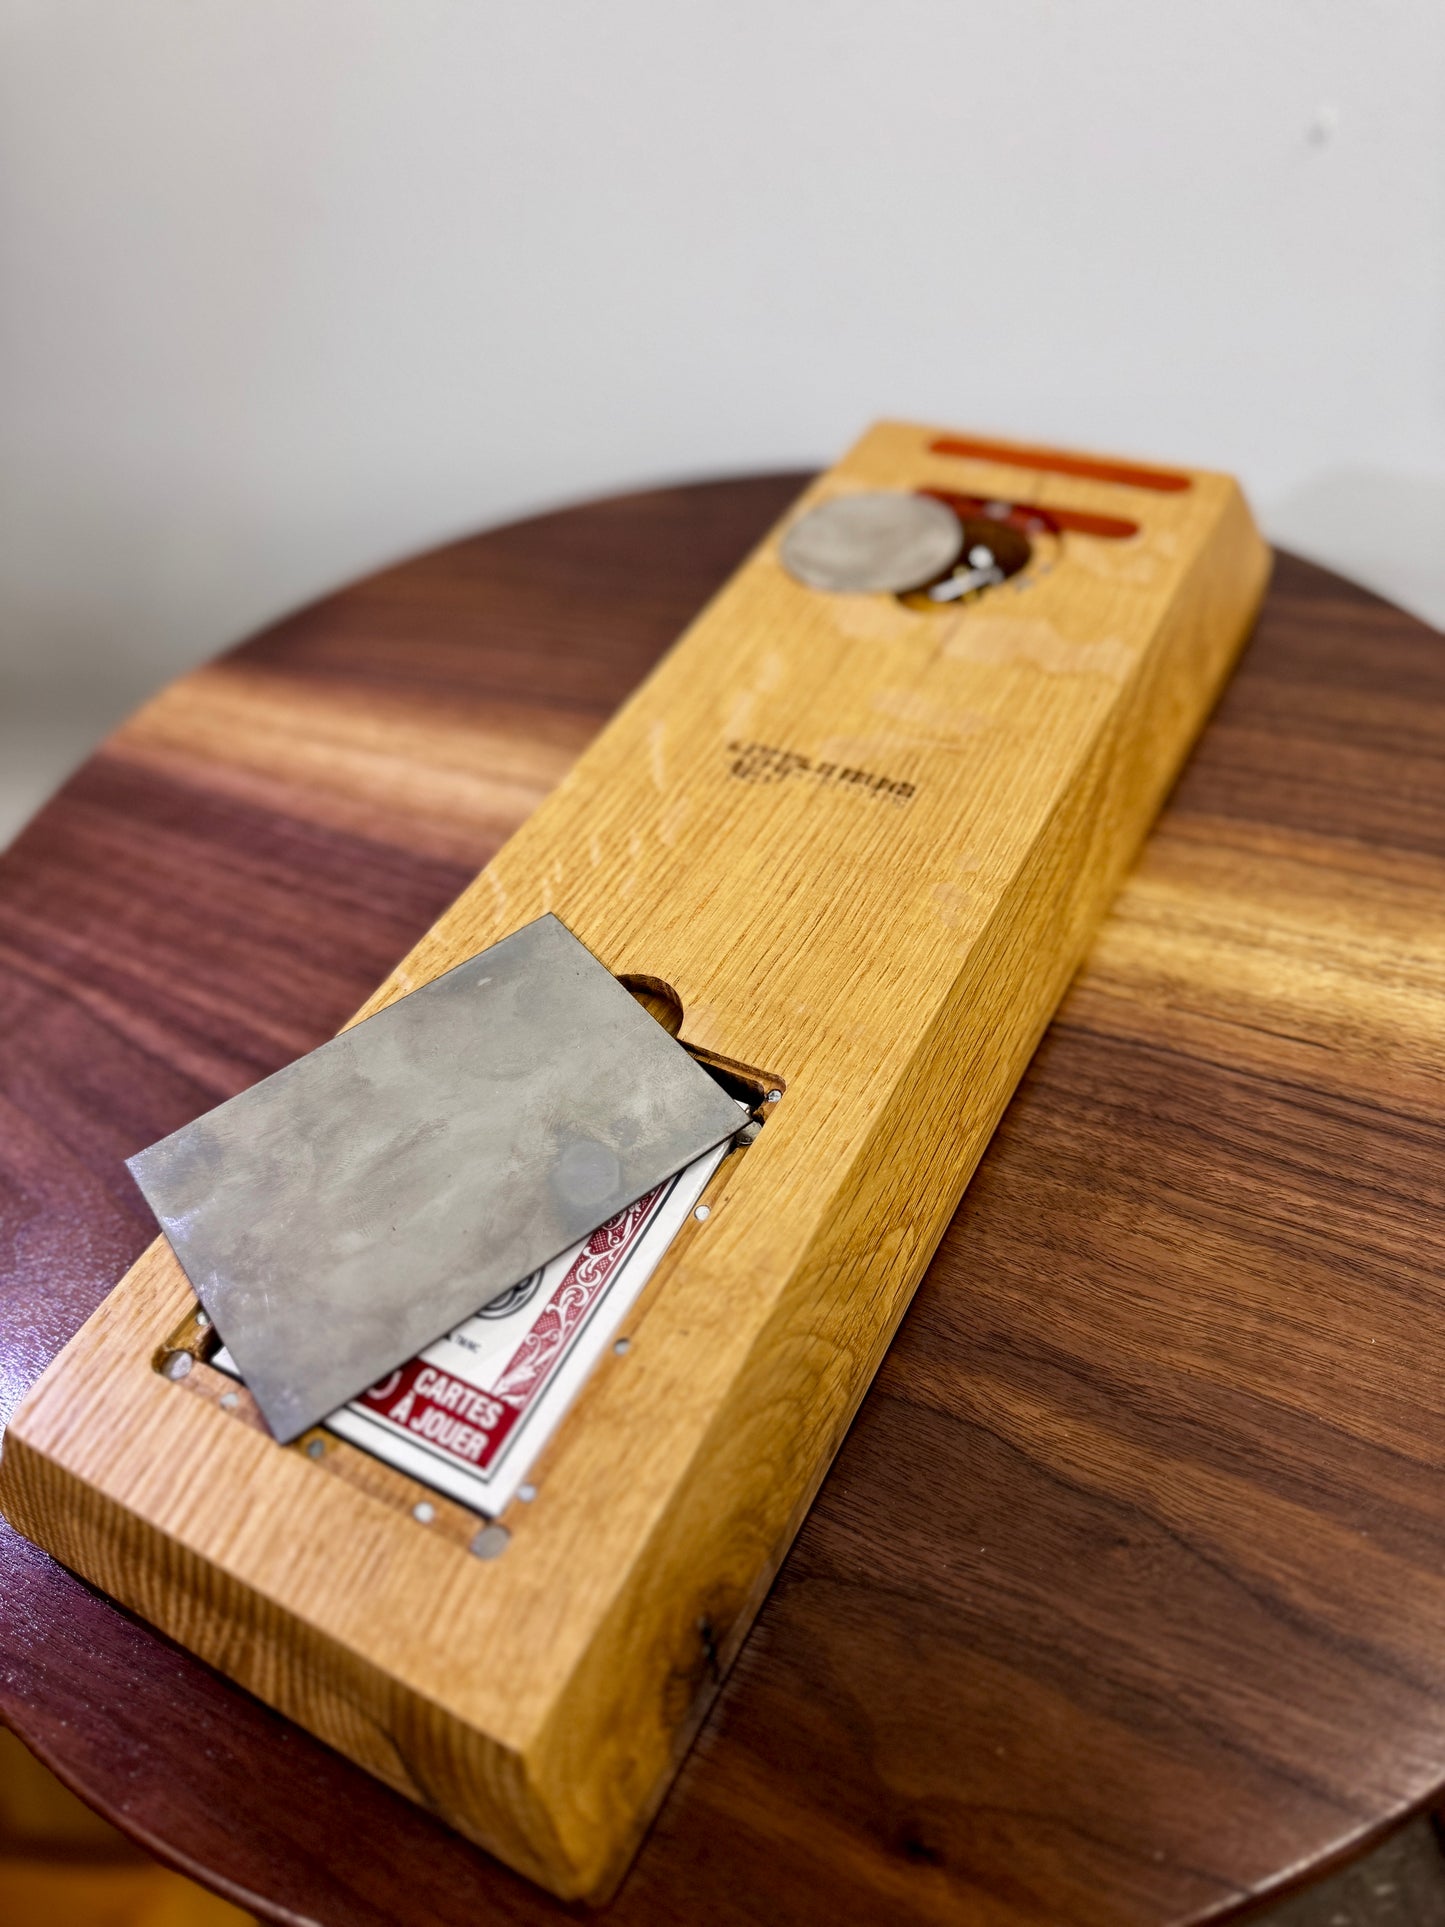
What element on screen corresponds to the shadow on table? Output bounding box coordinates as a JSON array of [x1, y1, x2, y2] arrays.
[[0, 1725, 253, 1927]]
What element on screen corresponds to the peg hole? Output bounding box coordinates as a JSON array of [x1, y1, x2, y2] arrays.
[[618, 974, 683, 1036], [898, 512, 1033, 612]]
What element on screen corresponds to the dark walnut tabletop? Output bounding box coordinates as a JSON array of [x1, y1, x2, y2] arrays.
[[4, 475, 1445, 1927]]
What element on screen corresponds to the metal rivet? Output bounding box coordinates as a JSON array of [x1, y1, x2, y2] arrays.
[[517, 1483, 538, 1503], [613, 1337, 631, 1355], [194, 1308, 211, 1328], [694, 1203, 710, 1221], [161, 1350, 192, 1380], [765, 1089, 782, 1103], [219, 1391, 239, 1411], [306, 1438, 325, 1460], [470, 1524, 510, 1560], [412, 1501, 435, 1524]]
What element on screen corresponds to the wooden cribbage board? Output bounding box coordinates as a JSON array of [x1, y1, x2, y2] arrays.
[[0, 423, 1269, 1899]]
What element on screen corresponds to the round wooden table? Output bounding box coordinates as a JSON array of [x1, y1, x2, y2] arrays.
[[4, 477, 1445, 1927]]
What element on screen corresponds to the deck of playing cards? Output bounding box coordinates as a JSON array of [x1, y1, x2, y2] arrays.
[[213, 1138, 729, 1513]]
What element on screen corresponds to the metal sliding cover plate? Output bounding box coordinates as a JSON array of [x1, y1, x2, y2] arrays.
[[128, 914, 743, 1443]]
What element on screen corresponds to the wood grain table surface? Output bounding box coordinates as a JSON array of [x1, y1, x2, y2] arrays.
[[3, 475, 1445, 1927]]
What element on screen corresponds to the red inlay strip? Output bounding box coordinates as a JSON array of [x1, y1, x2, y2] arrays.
[[920, 489, 1139, 542], [930, 435, 1191, 494]]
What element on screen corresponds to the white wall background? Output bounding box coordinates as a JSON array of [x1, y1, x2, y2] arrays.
[[2, 0, 1442, 844]]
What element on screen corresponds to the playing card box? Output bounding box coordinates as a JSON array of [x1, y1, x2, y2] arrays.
[[212, 1140, 731, 1519]]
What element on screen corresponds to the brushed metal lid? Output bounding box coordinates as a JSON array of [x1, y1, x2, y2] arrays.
[[129, 914, 742, 1442]]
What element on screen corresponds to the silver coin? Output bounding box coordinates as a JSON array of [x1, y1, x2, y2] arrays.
[[780, 491, 963, 594]]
